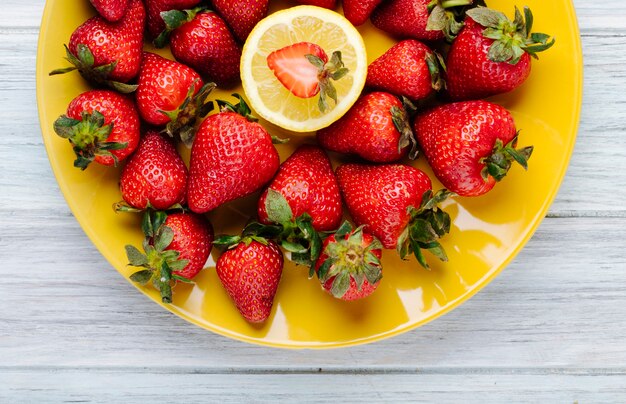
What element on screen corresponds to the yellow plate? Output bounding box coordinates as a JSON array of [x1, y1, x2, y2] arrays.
[[37, 0, 582, 348]]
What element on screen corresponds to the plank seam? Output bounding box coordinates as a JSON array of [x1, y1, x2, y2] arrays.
[[2, 366, 626, 376]]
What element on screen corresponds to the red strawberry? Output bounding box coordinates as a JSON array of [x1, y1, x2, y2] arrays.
[[258, 145, 342, 232], [413, 100, 533, 196], [161, 213, 213, 280], [337, 163, 452, 268], [445, 7, 555, 101], [135, 52, 214, 146], [295, 0, 337, 9], [89, 0, 130, 22], [215, 238, 284, 323], [366, 40, 443, 101], [53, 89, 140, 169], [187, 95, 281, 214], [50, 0, 145, 90], [317, 92, 416, 163], [118, 130, 188, 211], [267, 42, 349, 112], [211, 0, 269, 42], [315, 221, 383, 301], [254, 145, 341, 270], [267, 42, 326, 99], [342, 0, 382, 26], [145, 0, 200, 40], [371, 0, 473, 42], [135, 52, 202, 125], [126, 210, 214, 303], [168, 10, 242, 87]]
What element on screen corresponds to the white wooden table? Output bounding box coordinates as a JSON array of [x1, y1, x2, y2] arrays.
[[2, 0, 626, 401]]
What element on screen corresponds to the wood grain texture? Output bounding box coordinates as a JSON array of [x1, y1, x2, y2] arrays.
[[2, 370, 626, 403], [1, 0, 626, 401], [1, 0, 45, 28]]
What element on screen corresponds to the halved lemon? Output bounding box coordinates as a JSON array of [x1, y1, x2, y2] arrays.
[[241, 6, 368, 132]]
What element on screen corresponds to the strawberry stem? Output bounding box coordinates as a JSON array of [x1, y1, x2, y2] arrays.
[[112, 201, 144, 213], [439, 0, 473, 9]]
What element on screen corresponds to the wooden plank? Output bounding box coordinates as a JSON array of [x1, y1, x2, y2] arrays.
[[552, 29, 626, 215], [1, 369, 626, 402], [0, 0, 45, 28], [572, 0, 626, 33]]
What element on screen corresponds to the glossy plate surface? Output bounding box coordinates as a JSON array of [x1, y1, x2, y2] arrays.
[[36, 0, 582, 348]]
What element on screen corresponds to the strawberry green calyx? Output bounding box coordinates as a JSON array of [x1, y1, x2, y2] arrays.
[[53, 110, 127, 170], [466, 6, 555, 64], [263, 189, 323, 272], [426, 0, 477, 42], [159, 80, 216, 147], [481, 136, 533, 181], [126, 210, 192, 304], [214, 190, 324, 271], [425, 51, 447, 92], [154, 7, 206, 48], [113, 201, 184, 214], [390, 105, 419, 160], [49, 44, 138, 94], [317, 221, 383, 299], [217, 94, 289, 143], [397, 189, 455, 269], [306, 51, 349, 113], [250, 188, 322, 277], [213, 233, 270, 249], [213, 208, 291, 251], [213, 224, 276, 253], [216, 93, 259, 122]]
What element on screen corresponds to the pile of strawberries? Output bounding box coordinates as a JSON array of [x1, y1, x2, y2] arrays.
[[50, 0, 554, 324]]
